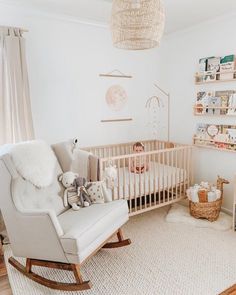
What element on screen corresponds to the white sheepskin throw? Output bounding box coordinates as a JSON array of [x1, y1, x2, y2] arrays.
[[166, 203, 232, 231], [11, 140, 57, 188]]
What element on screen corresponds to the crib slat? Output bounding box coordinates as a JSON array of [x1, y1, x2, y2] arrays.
[[167, 150, 170, 203], [175, 149, 178, 200], [184, 147, 187, 194], [180, 149, 183, 196], [117, 158, 120, 199], [171, 149, 174, 201], [128, 157, 132, 214], [163, 152, 165, 203], [139, 155, 142, 211], [123, 158, 125, 200], [158, 152, 161, 204], [148, 154, 151, 208], [154, 153, 157, 206], [134, 155, 137, 213], [187, 147, 190, 188]]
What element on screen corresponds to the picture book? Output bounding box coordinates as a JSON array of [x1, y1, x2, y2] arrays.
[[196, 124, 208, 138], [215, 90, 233, 115], [220, 55, 235, 80], [208, 96, 221, 115], [199, 57, 207, 72], [207, 56, 221, 73]]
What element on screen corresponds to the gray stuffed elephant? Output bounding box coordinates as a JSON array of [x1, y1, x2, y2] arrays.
[[74, 177, 92, 208]]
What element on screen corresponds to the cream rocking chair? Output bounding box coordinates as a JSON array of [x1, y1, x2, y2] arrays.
[[0, 140, 130, 291]]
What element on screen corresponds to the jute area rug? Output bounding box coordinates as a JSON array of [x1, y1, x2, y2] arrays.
[[4, 206, 236, 295]]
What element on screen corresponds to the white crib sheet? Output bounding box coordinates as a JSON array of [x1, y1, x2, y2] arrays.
[[108, 162, 187, 200]]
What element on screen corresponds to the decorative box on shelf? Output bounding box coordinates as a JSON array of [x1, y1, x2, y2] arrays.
[[193, 124, 236, 152]]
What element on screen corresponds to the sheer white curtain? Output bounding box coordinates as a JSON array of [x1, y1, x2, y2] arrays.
[[0, 26, 34, 243], [0, 26, 34, 145]]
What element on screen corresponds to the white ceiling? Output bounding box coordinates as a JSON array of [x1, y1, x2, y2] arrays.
[[1, 0, 236, 34]]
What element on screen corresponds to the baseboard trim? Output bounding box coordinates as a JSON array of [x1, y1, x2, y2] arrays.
[[221, 207, 233, 216]]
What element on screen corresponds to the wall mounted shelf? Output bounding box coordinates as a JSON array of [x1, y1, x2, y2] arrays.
[[193, 106, 236, 116], [195, 79, 236, 85], [195, 70, 236, 85], [193, 136, 236, 153]]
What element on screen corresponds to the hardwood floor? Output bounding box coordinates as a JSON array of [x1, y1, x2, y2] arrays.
[[0, 276, 12, 295], [0, 241, 12, 295]]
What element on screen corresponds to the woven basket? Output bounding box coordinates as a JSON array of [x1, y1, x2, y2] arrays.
[[189, 197, 222, 222]]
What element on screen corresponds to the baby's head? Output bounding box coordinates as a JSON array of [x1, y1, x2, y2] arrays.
[[133, 142, 145, 153]]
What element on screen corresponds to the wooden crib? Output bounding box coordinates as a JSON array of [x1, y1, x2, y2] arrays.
[[85, 140, 193, 216]]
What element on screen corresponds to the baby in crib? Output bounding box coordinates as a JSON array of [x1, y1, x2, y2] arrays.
[[130, 142, 149, 174]]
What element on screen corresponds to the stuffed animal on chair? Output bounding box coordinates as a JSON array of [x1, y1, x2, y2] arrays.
[[74, 177, 92, 208], [58, 171, 81, 211], [104, 163, 117, 189], [59, 172, 92, 210]]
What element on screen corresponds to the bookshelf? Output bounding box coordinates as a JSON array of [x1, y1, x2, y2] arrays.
[[195, 70, 236, 85], [194, 55, 236, 153], [193, 137, 236, 153], [193, 106, 236, 116]]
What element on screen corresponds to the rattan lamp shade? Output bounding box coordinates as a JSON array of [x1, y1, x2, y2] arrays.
[[111, 0, 165, 50]]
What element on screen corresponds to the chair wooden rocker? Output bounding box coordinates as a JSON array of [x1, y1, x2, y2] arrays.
[[0, 140, 131, 291]]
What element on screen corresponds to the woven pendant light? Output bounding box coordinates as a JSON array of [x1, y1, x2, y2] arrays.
[[111, 0, 165, 50]]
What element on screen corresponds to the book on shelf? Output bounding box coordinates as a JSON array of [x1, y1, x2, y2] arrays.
[[196, 54, 236, 83], [199, 57, 207, 72], [195, 123, 208, 139], [215, 90, 233, 115], [197, 57, 216, 82], [195, 90, 236, 116], [228, 93, 236, 115], [220, 55, 236, 80], [207, 56, 221, 72], [204, 56, 221, 82], [208, 96, 221, 115], [194, 124, 236, 151], [195, 91, 214, 114]]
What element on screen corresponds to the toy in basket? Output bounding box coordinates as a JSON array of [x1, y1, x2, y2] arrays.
[[187, 176, 229, 222]]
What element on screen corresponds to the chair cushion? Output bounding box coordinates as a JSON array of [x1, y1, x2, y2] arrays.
[[58, 200, 128, 261]]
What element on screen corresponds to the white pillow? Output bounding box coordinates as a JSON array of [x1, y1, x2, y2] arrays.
[[87, 181, 112, 203]]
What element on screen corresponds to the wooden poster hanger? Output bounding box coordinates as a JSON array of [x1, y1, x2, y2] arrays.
[[99, 69, 132, 79]]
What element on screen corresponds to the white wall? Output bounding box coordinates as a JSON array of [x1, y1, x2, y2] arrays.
[[1, 3, 236, 212], [158, 14, 236, 212], [0, 3, 163, 147]]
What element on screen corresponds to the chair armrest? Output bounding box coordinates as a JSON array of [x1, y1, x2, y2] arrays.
[[18, 209, 64, 237], [7, 209, 68, 262]]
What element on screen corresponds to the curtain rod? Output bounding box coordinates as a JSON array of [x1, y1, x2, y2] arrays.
[[0, 25, 28, 32]]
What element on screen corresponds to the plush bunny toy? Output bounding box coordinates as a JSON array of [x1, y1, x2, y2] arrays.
[[104, 163, 118, 189]]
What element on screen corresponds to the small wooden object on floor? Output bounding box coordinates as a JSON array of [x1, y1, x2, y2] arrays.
[[8, 228, 131, 291]]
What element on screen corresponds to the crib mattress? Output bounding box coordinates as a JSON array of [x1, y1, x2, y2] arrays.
[[108, 162, 188, 200]]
